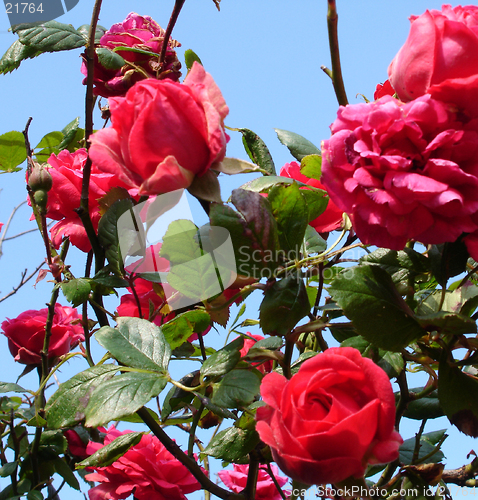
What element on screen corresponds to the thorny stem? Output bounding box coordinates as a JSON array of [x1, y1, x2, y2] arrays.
[[412, 419, 427, 464], [136, 407, 244, 500], [159, 0, 187, 67], [326, 0, 348, 106], [266, 463, 288, 500], [188, 402, 204, 457], [244, 454, 259, 500]]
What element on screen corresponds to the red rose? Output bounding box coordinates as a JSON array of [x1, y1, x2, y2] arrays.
[[85, 426, 203, 500], [279, 162, 343, 233], [32, 149, 131, 252], [388, 5, 478, 116], [1, 304, 84, 366], [239, 333, 274, 374], [89, 62, 229, 196], [255, 347, 402, 486], [81, 13, 181, 98], [321, 95, 478, 250], [64, 430, 89, 460], [218, 463, 289, 500]]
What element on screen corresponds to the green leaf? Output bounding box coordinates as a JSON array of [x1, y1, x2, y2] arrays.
[[76, 24, 107, 44], [329, 265, 427, 352], [212, 369, 261, 408], [184, 49, 203, 71], [85, 372, 168, 427], [52, 457, 80, 490], [0, 462, 17, 478], [275, 128, 321, 161], [161, 372, 198, 421], [14, 21, 86, 52], [300, 154, 322, 180], [269, 182, 308, 254], [117, 407, 160, 424], [304, 226, 327, 254], [60, 278, 91, 307], [77, 432, 143, 469], [59, 117, 81, 150], [417, 312, 477, 335], [239, 128, 276, 175], [213, 157, 260, 175], [0, 39, 42, 74], [399, 430, 446, 465], [161, 310, 211, 350], [260, 275, 310, 336], [202, 426, 260, 461], [201, 337, 243, 378], [95, 317, 171, 372], [360, 248, 429, 285], [300, 188, 328, 222], [210, 189, 280, 278], [240, 175, 308, 193], [0, 382, 26, 393], [96, 47, 126, 70], [98, 198, 135, 275], [401, 387, 444, 420], [438, 357, 478, 436], [0, 131, 27, 172], [429, 240, 468, 287], [45, 365, 120, 428]]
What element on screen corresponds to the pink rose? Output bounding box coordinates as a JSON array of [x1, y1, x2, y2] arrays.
[[82, 13, 181, 98], [255, 347, 403, 486], [85, 426, 202, 500], [1, 304, 84, 365], [388, 5, 478, 115], [65, 430, 89, 460], [89, 62, 229, 196], [321, 95, 478, 250], [279, 162, 343, 233], [33, 149, 131, 252], [239, 333, 274, 374], [218, 464, 289, 500]]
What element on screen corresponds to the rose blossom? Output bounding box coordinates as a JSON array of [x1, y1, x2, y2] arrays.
[[255, 347, 402, 486], [85, 426, 202, 500], [388, 5, 478, 115], [1, 304, 84, 366], [218, 463, 289, 500], [89, 62, 229, 196], [34, 149, 132, 252], [279, 162, 343, 233], [82, 13, 181, 98], [320, 94, 478, 250]]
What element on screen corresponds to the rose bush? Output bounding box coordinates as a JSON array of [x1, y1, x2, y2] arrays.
[[388, 5, 478, 115], [89, 62, 229, 196], [255, 347, 402, 485], [279, 161, 343, 233], [35, 149, 132, 252], [85, 426, 202, 500], [321, 94, 478, 250], [82, 12, 181, 98], [1, 304, 84, 366], [218, 464, 289, 500]]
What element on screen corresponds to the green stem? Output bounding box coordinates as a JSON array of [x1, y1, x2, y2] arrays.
[[188, 403, 204, 457], [326, 0, 348, 106]]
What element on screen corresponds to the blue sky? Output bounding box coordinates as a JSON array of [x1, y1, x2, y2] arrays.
[[0, 1, 473, 499]]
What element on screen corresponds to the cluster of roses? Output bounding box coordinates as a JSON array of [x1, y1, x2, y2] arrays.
[[321, 4, 478, 256], [5, 5, 474, 499]]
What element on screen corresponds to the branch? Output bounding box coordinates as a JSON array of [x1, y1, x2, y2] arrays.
[[159, 0, 186, 66], [442, 457, 478, 486], [0, 262, 45, 304], [326, 0, 348, 106], [136, 407, 244, 500], [0, 200, 27, 257]]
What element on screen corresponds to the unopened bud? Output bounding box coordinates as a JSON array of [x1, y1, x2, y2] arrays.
[[28, 163, 53, 193]]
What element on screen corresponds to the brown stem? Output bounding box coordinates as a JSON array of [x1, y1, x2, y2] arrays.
[[136, 407, 244, 500], [442, 457, 478, 486], [244, 455, 259, 500], [326, 0, 348, 106], [159, 0, 187, 66]]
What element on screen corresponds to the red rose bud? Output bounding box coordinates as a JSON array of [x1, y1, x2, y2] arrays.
[[28, 163, 53, 193]]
